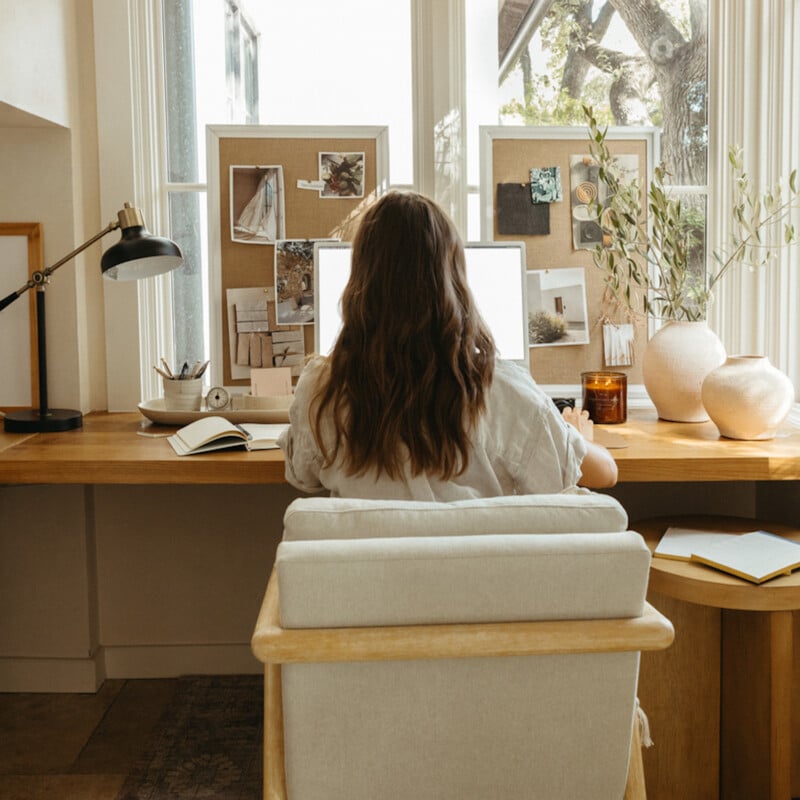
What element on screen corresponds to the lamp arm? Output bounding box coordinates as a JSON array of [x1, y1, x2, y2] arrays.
[[0, 284, 33, 312], [0, 219, 120, 314], [42, 220, 119, 279]]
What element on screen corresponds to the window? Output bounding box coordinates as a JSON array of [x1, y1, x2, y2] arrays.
[[158, 0, 413, 396], [498, 0, 708, 275], [94, 0, 799, 407], [494, 0, 800, 396]]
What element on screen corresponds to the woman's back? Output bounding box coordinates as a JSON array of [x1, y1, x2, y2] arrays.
[[281, 358, 587, 500]]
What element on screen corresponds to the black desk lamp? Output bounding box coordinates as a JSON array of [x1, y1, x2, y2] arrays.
[[1, 204, 183, 433]]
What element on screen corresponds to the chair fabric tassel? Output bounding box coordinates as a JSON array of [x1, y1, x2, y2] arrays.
[[635, 697, 654, 748]]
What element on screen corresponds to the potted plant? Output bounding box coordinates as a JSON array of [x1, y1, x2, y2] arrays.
[[583, 105, 800, 422]]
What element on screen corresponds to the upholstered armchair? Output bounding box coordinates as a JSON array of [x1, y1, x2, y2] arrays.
[[251, 492, 674, 800]]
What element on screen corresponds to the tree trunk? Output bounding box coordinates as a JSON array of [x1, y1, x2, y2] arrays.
[[609, 0, 707, 184], [561, 0, 616, 98]]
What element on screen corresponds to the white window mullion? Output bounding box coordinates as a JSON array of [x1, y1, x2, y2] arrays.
[[772, 1, 800, 390], [94, 0, 176, 409], [129, 0, 176, 403], [411, 0, 468, 234]]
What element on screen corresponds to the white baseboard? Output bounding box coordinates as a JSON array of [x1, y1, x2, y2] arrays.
[[0, 644, 262, 693], [102, 643, 262, 680], [0, 653, 105, 693]]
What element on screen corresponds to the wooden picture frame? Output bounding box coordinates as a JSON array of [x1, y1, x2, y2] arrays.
[[479, 126, 658, 399], [0, 223, 42, 411], [206, 125, 390, 389]]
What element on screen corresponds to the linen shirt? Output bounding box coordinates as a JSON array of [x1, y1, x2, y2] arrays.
[[278, 357, 588, 500]]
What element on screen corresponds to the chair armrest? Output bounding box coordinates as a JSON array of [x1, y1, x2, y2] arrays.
[[251, 569, 675, 665]]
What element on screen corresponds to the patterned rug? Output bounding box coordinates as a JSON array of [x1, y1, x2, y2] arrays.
[[116, 675, 263, 800]]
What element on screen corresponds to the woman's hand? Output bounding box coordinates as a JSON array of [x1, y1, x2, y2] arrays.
[[561, 406, 594, 442], [563, 407, 618, 487]]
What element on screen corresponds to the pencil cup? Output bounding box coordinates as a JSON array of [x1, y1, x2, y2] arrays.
[[162, 377, 203, 411]]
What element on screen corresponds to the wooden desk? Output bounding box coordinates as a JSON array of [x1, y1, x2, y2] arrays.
[[0, 412, 286, 484], [604, 410, 800, 482], [1, 408, 800, 486], [637, 516, 800, 800], [2, 408, 800, 701]]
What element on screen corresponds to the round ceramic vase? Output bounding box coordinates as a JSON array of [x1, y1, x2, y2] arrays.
[[642, 320, 726, 422], [701, 355, 795, 440]]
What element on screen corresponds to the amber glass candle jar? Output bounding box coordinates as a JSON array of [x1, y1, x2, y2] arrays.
[[581, 371, 627, 424]]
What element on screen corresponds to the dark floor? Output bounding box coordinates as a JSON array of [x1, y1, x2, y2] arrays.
[[0, 679, 178, 800]]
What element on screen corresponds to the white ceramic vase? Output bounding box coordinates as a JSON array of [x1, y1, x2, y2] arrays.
[[701, 355, 795, 440], [642, 320, 726, 422]]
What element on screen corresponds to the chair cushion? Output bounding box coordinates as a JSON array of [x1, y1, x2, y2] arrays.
[[281, 490, 628, 541], [277, 530, 651, 628]]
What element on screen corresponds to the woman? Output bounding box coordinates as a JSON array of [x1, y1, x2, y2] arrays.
[[279, 191, 617, 499]]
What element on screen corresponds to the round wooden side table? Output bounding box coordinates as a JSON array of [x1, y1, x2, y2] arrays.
[[636, 515, 800, 800]]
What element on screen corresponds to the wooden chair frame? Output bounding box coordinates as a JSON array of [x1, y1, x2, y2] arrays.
[[251, 570, 674, 800]]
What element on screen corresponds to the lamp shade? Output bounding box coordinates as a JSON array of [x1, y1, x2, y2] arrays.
[[100, 204, 183, 280]]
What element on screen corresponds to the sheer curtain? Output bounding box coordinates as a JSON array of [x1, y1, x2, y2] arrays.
[[709, 0, 800, 397]]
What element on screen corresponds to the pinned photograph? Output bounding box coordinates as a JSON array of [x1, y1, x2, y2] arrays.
[[227, 287, 273, 380], [603, 322, 635, 367], [526, 267, 590, 347], [319, 152, 365, 198], [274, 239, 336, 325], [230, 165, 286, 244], [569, 154, 638, 250], [529, 166, 562, 204], [226, 286, 306, 380]]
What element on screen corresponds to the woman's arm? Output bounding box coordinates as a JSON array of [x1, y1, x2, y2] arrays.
[[577, 441, 619, 488]]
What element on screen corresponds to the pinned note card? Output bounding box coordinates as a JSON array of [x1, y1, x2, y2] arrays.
[[250, 367, 293, 397]]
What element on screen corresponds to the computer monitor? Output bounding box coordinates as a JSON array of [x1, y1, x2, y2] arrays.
[[314, 240, 529, 368]]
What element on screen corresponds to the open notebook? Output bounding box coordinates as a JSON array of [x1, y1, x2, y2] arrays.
[[655, 526, 800, 584], [168, 416, 288, 456]]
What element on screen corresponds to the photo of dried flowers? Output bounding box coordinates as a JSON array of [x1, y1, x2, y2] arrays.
[[319, 152, 365, 198]]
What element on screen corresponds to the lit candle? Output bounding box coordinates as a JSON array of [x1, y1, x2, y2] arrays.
[[581, 371, 627, 424]]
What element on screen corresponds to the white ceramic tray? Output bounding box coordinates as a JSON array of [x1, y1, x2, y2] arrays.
[[138, 398, 291, 426]]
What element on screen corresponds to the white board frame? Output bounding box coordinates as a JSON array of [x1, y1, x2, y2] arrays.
[[478, 125, 659, 406]]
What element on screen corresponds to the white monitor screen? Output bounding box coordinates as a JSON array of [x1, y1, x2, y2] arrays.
[[314, 241, 529, 367]]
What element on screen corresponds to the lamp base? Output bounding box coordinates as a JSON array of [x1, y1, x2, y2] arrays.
[[4, 408, 83, 433]]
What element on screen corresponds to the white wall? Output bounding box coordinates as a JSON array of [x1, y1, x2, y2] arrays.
[[0, 0, 106, 412], [0, 1, 71, 127]]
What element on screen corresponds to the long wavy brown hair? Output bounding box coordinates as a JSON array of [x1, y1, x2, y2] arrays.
[[310, 191, 496, 479]]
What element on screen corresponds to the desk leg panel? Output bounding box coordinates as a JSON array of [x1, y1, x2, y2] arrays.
[[794, 612, 800, 797], [721, 609, 793, 800], [639, 590, 720, 800]]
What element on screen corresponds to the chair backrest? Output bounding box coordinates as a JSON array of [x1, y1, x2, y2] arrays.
[[275, 492, 651, 800]]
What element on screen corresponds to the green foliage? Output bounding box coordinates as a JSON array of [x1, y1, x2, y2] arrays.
[[501, 87, 599, 126], [584, 105, 800, 321], [529, 310, 568, 344]]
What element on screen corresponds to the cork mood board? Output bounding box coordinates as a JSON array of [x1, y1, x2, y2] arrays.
[[479, 126, 658, 390], [206, 125, 389, 388]]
